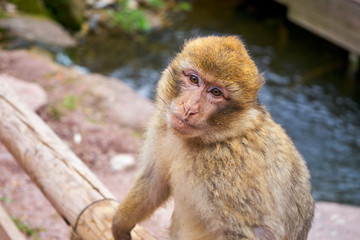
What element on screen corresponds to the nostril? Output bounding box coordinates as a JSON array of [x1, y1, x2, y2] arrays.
[[184, 110, 198, 120]]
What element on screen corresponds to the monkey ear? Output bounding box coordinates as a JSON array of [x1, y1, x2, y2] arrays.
[[258, 72, 266, 87], [252, 72, 266, 94]]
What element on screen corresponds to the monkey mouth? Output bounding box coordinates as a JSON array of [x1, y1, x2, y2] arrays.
[[170, 114, 198, 134]]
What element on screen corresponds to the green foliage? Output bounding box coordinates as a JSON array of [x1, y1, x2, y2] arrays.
[[117, 0, 128, 8], [146, 0, 164, 9], [12, 217, 45, 240], [0, 10, 8, 19], [176, 2, 192, 12], [111, 0, 151, 32], [113, 8, 150, 32], [109, 0, 192, 33], [9, 0, 47, 14]]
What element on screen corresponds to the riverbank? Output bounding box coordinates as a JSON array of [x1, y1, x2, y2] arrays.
[[0, 49, 359, 239]]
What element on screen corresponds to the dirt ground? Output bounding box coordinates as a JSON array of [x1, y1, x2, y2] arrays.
[[0, 49, 359, 240]]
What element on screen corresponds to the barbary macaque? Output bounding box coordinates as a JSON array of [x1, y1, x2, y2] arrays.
[[112, 36, 314, 240]]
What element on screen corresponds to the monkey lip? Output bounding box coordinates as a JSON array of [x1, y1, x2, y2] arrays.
[[170, 114, 197, 134]]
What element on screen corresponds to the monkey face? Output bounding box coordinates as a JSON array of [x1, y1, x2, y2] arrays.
[[166, 68, 231, 137], [156, 36, 264, 140]]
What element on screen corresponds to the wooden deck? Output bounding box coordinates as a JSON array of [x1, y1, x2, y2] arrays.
[[275, 0, 360, 55]]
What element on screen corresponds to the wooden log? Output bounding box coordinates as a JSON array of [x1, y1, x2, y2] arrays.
[[0, 203, 26, 240], [0, 80, 155, 240]]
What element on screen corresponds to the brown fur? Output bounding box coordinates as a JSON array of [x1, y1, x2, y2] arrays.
[[112, 36, 314, 240]]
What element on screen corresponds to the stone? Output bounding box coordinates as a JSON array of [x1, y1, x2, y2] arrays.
[[89, 73, 155, 129], [110, 154, 135, 171], [0, 16, 76, 48], [92, 0, 116, 9], [308, 202, 360, 240], [0, 74, 47, 111], [73, 133, 82, 144], [0, 50, 155, 129]]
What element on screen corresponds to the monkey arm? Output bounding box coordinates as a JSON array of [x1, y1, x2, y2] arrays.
[[112, 155, 171, 240]]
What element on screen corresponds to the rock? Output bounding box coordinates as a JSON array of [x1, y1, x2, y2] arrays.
[[0, 16, 76, 48], [0, 50, 56, 82], [86, 0, 96, 5], [128, 0, 139, 10], [73, 133, 82, 144], [309, 202, 360, 240], [3, 3, 17, 13], [144, 10, 163, 29], [0, 49, 155, 130], [92, 0, 116, 9], [88, 73, 155, 129], [110, 154, 136, 171], [88, 13, 101, 30], [0, 74, 47, 111]]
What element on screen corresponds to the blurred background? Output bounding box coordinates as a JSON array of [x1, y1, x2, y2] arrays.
[[1, 0, 359, 207]]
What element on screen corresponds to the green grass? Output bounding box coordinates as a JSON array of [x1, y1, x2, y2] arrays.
[[12, 217, 45, 240], [62, 95, 80, 111], [113, 8, 150, 32], [0, 195, 13, 203], [48, 95, 81, 121]]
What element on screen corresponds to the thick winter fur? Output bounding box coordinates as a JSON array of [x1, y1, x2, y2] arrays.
[[112, 36, 314, 240]]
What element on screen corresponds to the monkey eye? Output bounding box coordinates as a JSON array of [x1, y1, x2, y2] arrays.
[[210, 88, 222, 97], [189, 75, 199, 84]]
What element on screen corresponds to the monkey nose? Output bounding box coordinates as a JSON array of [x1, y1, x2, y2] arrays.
[[184, 106, 199, 119]]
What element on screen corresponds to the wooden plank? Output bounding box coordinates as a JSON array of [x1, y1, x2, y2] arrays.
[[275, 0, 360, 55], [0, 80, 155, 239], [0, 203, 26, 240], [274, 0, 289, 5]]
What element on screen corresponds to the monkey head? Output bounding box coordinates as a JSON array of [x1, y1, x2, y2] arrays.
[[156, 36, 264, 141]]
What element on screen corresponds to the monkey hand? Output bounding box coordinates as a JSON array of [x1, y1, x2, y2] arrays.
[[112, 215, 133, 240], [112, 231, 131, 240]]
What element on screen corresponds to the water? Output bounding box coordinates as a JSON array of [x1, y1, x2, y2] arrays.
[[65, 0, 360, 205]]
